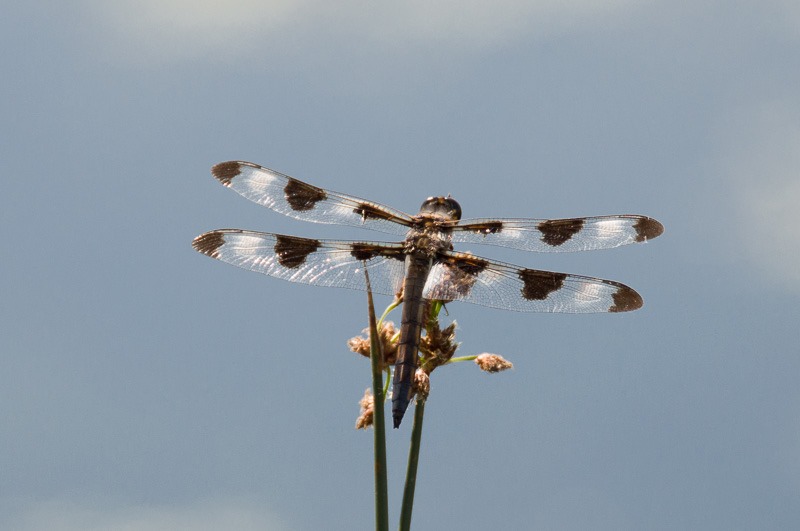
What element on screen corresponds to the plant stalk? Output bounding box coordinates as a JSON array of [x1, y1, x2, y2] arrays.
[[366, 272, 389, 531], [398, 399, 425, 531]]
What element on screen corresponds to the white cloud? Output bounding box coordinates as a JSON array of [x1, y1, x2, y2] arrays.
[[84, 0, 302, 63], [82, 0, 649, 64], [720, 100, 800, 290], [5, 497, 292, 531]]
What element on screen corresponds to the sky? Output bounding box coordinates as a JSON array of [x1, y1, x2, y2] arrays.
[[2, 1, 799, 530]]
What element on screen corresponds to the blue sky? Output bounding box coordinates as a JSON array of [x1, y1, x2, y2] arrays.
[[2, 2, 799, 530]]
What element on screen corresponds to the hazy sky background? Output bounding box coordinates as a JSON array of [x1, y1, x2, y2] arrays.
[[2, 2, 799, 530]]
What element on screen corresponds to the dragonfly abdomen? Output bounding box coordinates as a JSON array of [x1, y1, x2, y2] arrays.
[[392, 254, 432, 428]]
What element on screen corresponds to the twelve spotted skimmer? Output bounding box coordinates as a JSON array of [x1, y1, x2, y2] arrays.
[[193, 161, 664, 428]]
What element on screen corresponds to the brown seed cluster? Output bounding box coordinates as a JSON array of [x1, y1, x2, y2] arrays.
[[475, 353, 514, 373], [413, 369, 430, 401], [351, 302, 514, 429], [355, 389, 374, 430], [418, 319, 459, 374], [347, 321, 398, 365]]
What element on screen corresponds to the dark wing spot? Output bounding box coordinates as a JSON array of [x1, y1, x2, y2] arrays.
[[609, 285, 643, 312], [353, 202, 396, 221], [450, 255, 489, 276], [538, 218, 585, 247], [350, 243, 406, 262], [518, 270, 567, 300], [464, 221, 504, 236], [284, 178, 327, 212], [274, 235, 320, 269], [430, 255, 489, 300], [211, 161, 243, 186], [350, 243, 382, 261], [192, 232, 225, 258], [633, 217, 664, 242]]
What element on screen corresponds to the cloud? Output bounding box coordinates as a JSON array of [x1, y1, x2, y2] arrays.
[[4, 497, 292, 531], [81, 0, 648, 64], [720, 99, 800, 291], [83, 0, 301, 63]]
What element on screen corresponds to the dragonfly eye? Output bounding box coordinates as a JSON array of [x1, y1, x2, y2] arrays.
[[420, 196, 462, 221]]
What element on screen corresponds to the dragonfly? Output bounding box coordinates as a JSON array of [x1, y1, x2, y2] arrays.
[[192, 161, 664, 428]]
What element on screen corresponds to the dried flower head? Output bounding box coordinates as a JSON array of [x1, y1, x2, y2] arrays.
[[347, 321, 398, 364], [419, 311, 459, 374], [347, 336, 370, 357], [475, 353, 514, 373], [413, 369, 430, 401], [355, 388, 374, 430]]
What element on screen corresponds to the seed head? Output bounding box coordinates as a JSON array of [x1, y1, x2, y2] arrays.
[[347, 321, 398, 364], [413, 369, 430, 401], [475, 353, 514, 373], [355, 388, 374, 430]]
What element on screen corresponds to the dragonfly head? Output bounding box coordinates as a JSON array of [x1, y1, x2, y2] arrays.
[[419, 196, 462, 221]]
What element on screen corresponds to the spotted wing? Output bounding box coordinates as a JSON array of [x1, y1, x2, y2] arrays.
[[451, 215, 664, 252], [210, 161, 414, 236], [192, 230, 407, 296], [423, 251, 644, 313]]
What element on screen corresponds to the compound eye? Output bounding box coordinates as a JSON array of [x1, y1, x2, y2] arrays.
[[419, 196, 462, 221]]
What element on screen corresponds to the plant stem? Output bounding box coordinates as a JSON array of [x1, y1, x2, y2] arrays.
[[378, 297, 402, 328], [398, 399, 425, 531], [366, 273, 389, 531], [447, 355, 478, 364]]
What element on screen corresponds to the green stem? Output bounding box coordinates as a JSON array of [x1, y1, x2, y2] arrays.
[[398, 399, 425, 531], [378, 297, 402, 328], [366, 275, 389, 531], [384, 367, 391, 398], [446, 355, 478, 364]]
